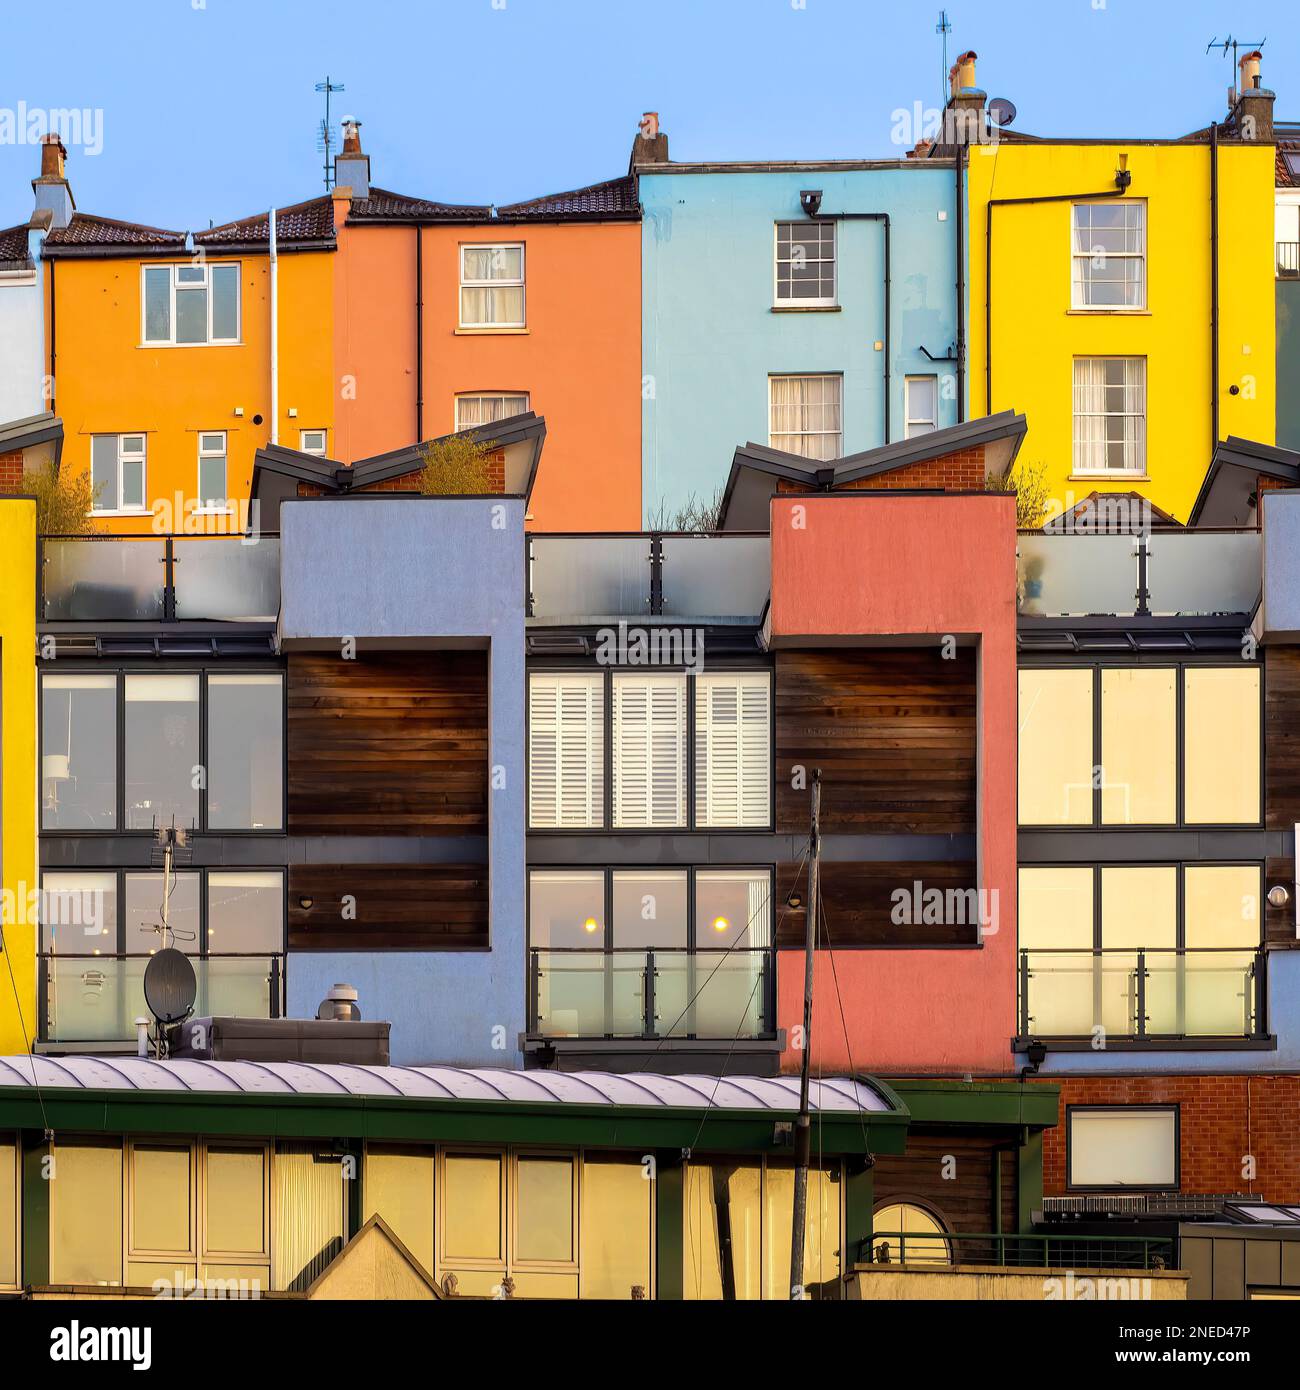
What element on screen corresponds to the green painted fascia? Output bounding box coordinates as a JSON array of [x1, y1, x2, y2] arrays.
[[883, 1078, 1059, 1131], [21, 1134, 49, 1288], [0, 1086, 909, 1158]]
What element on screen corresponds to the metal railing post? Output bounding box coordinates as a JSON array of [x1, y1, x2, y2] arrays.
[[527, 949, 539, 1034], [1018, 950, 1031, 1036], [644, 950, 657, 1038], [1135, 949, 1147, 1038]]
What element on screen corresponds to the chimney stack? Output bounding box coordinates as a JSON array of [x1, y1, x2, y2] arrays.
[[32, 133, 74, 229], [334, 116, 370, 199], [1232, 51, 1274, 141], [943, 49, 987, 147], [630, 111, 669, 169]]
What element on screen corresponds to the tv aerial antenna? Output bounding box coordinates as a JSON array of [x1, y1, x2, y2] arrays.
[[316, 75, 346, 191], [1205, 34, 1267, 69], [138, 822, 197, 1057], [936, 10, 953, 104]]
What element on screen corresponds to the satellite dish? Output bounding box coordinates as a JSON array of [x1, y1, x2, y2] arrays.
[[988, 97, 1017, 128], [144, 948, 197, 1026]]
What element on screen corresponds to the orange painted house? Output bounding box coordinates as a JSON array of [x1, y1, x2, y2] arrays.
[[329, 123, 642, 530]]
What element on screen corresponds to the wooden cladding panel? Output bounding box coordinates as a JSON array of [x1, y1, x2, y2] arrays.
[[775, 861, 980, 948], [1266, 858, 1298, 949], [1266, 647, 1300, 831], [288, 652, 488, 835], [288, 863, 488, 950], [873, 1134, 1004, 1240], [775, 649, 976, 835]]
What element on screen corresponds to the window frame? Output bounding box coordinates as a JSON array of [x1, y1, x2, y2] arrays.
[[1017, 660, 1263, 831], [773, 220, 837, 308], [196, 430, 229, 513], [458, 242, 526, 330], [454, 393, 531, 433], [39, 665, 288, 836], [1071, 355, 1147, 476], [299, 429, 328, 456], [1071, 201, 1147, 312], [1066, 1104, 1179, 1192], [768, 372, 843, 460], [526, 665, 775, 833], [904, 375, 939, 438], [89, 432, 148, 515], [140, 260, 242, 347]]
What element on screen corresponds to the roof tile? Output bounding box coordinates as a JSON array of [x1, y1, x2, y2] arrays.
[[0, 223, 30, 264], [497, 174, 639, 220], [194, 194, 335, 247], [44, 212, 186, 250], [347, 186, 492, 222]]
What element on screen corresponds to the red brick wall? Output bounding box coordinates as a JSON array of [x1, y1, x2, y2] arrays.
[[775, 445, 988, 495], [1040, 1074, 1300, 1204], [0, 449, 24, 492], [292, 449, 505, 498]]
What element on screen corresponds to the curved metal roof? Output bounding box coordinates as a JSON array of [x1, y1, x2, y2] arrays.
[[0, 1056, 894, 1114]]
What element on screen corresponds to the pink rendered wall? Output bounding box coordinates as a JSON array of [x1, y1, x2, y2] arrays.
[[769, 494, 1018, 1075]]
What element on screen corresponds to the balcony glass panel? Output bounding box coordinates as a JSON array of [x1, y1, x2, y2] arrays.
[[529, 537, 651, 620], [656, 950, 767, 1038], [1147, 532, 1261, 616], [172, 537, 280, 621], [1016, 535, 1137, 617], [42, 539, 166, 621], [42, 956, 281, 1043], [659, 536, 770, 623]]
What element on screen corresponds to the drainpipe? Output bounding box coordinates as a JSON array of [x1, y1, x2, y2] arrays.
[[984, 161, 1131, 413], [807, 209, 892, 443], [1210, 122, 1221, 453], [415, 225, 424, 441], [955, 149, 966, 423], [269, 207, 279, 445]]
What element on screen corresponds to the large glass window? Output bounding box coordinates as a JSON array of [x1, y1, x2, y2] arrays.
[[1018, 669, 1093, 825], [125, 871, 200, 954], [774, 221, 836, 306], [1071, 202, 1146, 309], [459, 244, 525, 328], [124, 673, 200, 831], [528, 871, 605, 949], [612, 870, 688, 950], [580, 1155, 652, 1301], [442, 1152, 504, 1264], [1101, 667, 1176, 824], [872, 1201, 950, 1265], [40, 871, 116, 954], [207, 872, 283, 953], [273, 1143, 346, 1292], [0, 1137, 16, 1290], [130, 1143, 193, 1258], [204, 1144, 268, 1272], [769, 374, 843, 460], [612, 673, 687, 828], [1068, 1107, 1176, 1189], [41, 673, 117, 828], [528, 674, 604, 829], [50, 1139, 123, 1286], [1072, 357, 1146, 474], [514, 1154, 575, 1265], [207, 674, 283, 829], [694, 673, 771, 828], [1184, 667, 1261, 824], [142, 262, 240, 345], [365, 1146, 435, 1277]]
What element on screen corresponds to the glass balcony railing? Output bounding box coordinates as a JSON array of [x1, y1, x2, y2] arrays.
[[39, 954, 283, 1045], [527, 534, 770, 624], [1017, 947, 1266, 1041], [527, 947, 774, 1039], [41, 535, 280, 623], [1017, 531, 1261, 619]]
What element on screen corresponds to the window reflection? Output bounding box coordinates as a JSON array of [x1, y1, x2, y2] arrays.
[[41, 674, 117, 829], [208, 674, 283, 829], [124, 674, 199, 831]]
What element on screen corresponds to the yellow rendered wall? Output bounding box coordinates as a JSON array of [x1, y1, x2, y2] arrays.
[[967, 140, 1276, 522], [0, 498, 37, 1054], [50, 249, 334, 532]]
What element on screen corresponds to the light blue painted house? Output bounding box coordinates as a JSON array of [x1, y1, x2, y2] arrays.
[[638, 151, 964, 521]]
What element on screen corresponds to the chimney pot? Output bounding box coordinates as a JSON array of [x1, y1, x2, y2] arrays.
[[39, 134, 67, 181], [341, 116, 362, 154], [631, 111, 669, 168], [334, 118, 370, 199]]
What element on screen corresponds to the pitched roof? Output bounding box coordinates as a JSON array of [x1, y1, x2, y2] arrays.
[[1188, 435, 1300, 528], [718, 410, 1028, 531], [346, 186, 492, 223], [43, 212, 186, 255], [0, 222, 31, 265], [496, 174, 639, 220], [1279, 138, 1300, 189], [193, 195, 335, 250]]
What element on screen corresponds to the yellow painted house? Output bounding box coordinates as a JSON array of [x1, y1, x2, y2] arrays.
[[39, 139, 335, 532], [964, 58, 1278, 523]]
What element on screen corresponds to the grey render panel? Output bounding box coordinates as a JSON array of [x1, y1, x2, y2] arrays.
[[278, 497, 526, 1067], [1261, 490, 1300, 640]]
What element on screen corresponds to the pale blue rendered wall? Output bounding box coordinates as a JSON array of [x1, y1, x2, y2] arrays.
[[0, 230, 45, 422], [640, 164, 960, 520]]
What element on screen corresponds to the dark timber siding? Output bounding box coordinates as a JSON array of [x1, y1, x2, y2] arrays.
[[287, 651, 488, 836], [288, 863, 489, 949], [775, 649, 976, 835], [1266, 648, 1300, 948], [775, 861, 980, 947], [873, 1133, 1012, 1249]]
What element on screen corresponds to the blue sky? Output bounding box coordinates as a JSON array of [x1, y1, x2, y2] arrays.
[[0, 0, 1295, 232]]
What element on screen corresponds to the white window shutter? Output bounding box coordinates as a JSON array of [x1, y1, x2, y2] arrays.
[[695, 673, 771, 827], [613, 674, 686, 827], [529, 674, 604, 828]]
